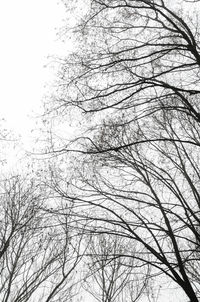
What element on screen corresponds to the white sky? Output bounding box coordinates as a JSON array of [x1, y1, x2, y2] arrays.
[[0, 0, 71, 136], [0, 0, 75, 171]]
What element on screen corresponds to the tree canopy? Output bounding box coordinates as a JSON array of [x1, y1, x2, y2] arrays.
[[1, 1, 200, 301], [44, 1, 200, 301]]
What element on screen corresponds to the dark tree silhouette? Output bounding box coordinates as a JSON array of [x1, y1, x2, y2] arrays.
[[0, 176, 84, 302], [44, 1, 200, 301]]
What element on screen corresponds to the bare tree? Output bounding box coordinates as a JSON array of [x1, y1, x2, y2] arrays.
[[83, 233, 150, 302], [0, 176, 84, 302], [43, 1, 200, 301]]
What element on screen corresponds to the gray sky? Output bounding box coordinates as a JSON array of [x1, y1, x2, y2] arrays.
[[0, 0, 71, 136]]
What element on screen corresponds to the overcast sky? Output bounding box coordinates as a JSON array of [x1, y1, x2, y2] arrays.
[[0, 0, 71, 136], [0, 0, 75, 172]]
